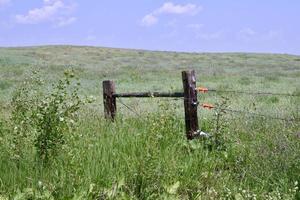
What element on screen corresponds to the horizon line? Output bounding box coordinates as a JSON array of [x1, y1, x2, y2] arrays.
[[0, 44, 299, 57]]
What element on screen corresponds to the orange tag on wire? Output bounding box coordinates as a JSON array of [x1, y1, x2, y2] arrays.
[[201, 103, 215, 110], [196, 87, 209, 93]]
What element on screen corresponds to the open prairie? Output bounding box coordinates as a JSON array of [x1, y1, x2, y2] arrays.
[[0, 46, 300, 199]]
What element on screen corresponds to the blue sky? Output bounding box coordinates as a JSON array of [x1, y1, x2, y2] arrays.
[[0, 0, 299, 55]]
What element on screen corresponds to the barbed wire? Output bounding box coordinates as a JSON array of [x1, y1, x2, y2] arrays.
[[115, 86, 299, 122], [199, 105, 299, 122], [117, 98, 142, 118], [222, 108, 299, 122], [196, 87, 300, 97], [213, 90, 299, 97]]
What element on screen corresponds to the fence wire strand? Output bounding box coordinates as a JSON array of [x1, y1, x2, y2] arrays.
[[117, 98, 142, 118], [202, 88, 300, 97], [200, 106, 299, 122]]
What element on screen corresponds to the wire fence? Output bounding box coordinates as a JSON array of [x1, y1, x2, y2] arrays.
[[196, 86, 300, 122], [117, 87, 300, 122], [103, 71, 299, 140]]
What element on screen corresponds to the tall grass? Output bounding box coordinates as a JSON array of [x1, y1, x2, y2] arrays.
[[1, 114, 299, 199], [0, 87, 299, 199]]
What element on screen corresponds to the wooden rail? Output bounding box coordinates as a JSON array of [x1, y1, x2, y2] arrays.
[[113, 92, 184, 98]]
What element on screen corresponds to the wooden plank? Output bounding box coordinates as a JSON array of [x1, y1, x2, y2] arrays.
[[182, 70, 199, 140], [103, 80, 116, 120], [113, 92, 184, 98]]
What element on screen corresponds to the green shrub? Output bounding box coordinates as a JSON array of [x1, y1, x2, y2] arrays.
[[9, 69, 86, 164], [9, 70, 43, 161], [34, 70, 84, 163]]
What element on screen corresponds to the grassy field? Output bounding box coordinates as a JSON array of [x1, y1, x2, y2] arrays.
[[0, 46, 299, 199]]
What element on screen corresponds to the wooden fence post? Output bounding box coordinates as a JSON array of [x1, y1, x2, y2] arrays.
[[182, 70, 199, 140], [103, 80, 116, 121]]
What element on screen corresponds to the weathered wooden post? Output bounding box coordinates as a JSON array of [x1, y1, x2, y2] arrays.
[[182, 70, 199, 140], [103, 80, 116, 121]]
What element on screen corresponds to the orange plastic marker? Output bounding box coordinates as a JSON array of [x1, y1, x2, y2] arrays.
[[196, 87, 209, 93], [201, 103, 215, 110]]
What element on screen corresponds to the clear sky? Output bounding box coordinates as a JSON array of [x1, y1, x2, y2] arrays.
[[0, 0, 299, 55]]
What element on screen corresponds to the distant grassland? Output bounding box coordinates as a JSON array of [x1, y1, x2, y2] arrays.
[[0, 45, 299, 116], [0, 46, 300, 199]]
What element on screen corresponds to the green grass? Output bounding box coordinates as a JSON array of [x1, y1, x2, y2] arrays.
[[0, 45, 299, 199]]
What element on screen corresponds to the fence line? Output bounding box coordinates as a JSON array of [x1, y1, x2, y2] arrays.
[[103, 70, 299, 140], [117, 98, 300, 122]]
